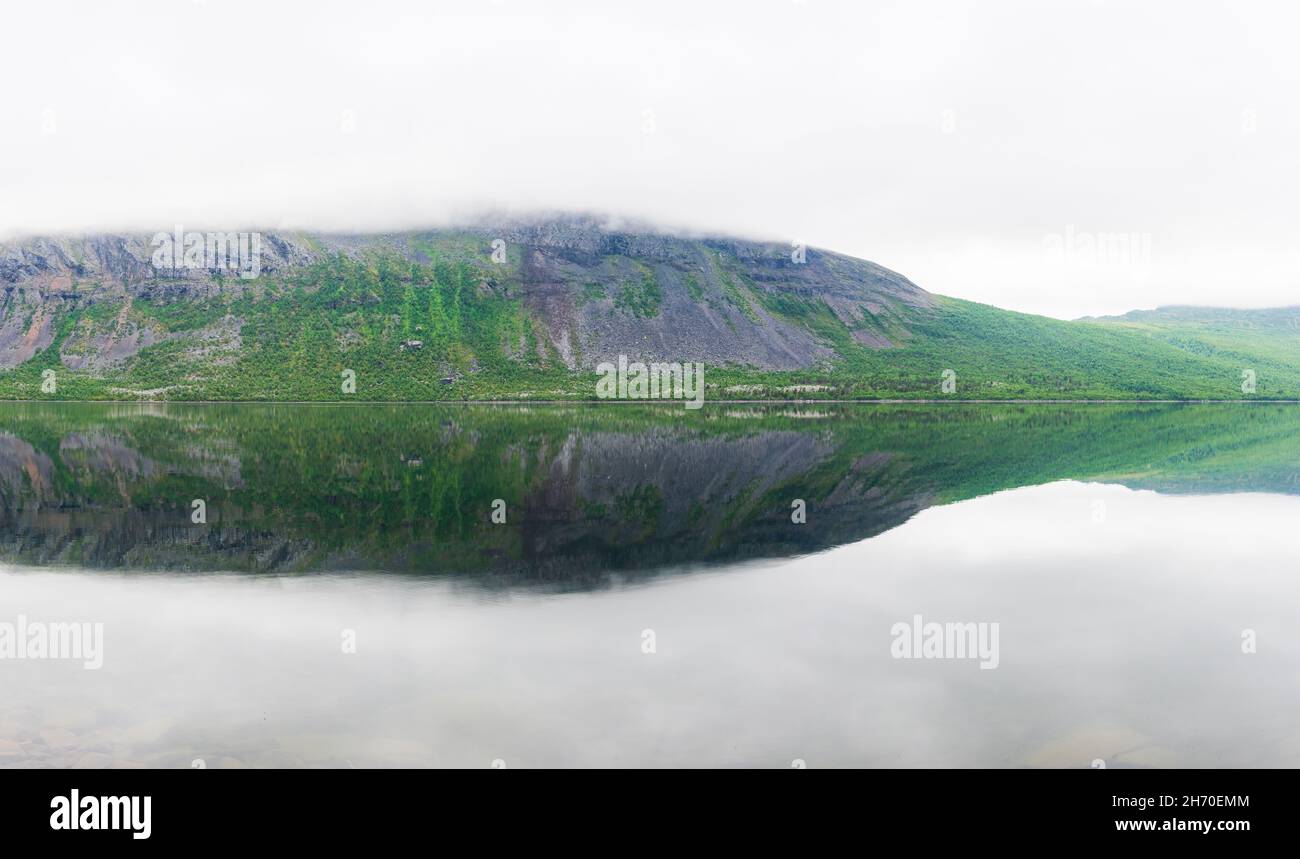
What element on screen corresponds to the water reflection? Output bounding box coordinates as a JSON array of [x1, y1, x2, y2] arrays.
[[0, 404, 1298, 767], [1, 402, 1297, 585]]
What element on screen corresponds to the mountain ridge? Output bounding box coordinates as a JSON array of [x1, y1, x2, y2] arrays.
[[1082, 305, 1300, 323], [1, 217, 1297, 401]]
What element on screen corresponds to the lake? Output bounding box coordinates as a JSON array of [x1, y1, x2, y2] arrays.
[[1, 402, 1298, 767]]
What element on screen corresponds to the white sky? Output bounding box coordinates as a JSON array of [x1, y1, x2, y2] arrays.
[[2, 0, 1298, 319]]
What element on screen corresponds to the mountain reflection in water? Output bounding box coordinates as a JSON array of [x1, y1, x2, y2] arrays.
[[1, 402, 1297, 587]]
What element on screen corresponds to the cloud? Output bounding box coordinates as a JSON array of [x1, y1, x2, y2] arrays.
[[2, 0, 1297, 318]]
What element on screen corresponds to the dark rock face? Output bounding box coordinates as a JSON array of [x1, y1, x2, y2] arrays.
[[0, 216, 933, 374], [473, 216, 932, 369], [59, 308, 161, 371], [0, 295, 57, 369]]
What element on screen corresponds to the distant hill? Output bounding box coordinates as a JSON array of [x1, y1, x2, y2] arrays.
[[1079, 306, 1300, 397], [1, 217, 1297, 400], [1087, 305, 1300, 328]]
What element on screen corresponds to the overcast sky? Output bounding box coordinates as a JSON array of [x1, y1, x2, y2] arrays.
[[2, 0, 1297, 318]]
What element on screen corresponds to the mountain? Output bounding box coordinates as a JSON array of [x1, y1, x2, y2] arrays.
[[1084, 306, 1300, 368], [1, 216, 1297, 400]]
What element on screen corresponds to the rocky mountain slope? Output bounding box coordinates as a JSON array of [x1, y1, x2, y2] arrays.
[[0, 217, 1297, 400]]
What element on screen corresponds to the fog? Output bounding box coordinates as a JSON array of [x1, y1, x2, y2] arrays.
[[2, 0, 1298, 318]]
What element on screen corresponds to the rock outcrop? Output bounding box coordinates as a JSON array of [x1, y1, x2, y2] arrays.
[[0, 216, 931, 376]]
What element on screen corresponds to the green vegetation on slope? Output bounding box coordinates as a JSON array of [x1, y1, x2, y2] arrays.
[[2, 237, 1297, 401]]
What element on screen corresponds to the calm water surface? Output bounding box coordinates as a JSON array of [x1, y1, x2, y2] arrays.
[[1, 403, 1297, 767]]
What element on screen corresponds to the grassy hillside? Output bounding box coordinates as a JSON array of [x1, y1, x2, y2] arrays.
[[716, 296, 1300, 399], [1080, 306, 1300, 397], [1, 228, 1297, 401]]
